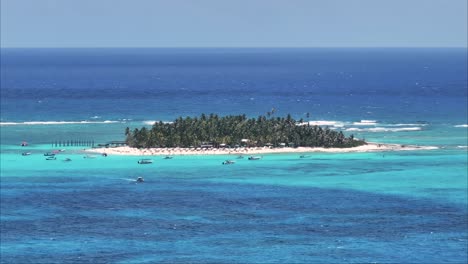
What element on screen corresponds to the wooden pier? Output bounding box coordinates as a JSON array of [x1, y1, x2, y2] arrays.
[[52, 140, 95, 147], [50, 140, 127, 148]]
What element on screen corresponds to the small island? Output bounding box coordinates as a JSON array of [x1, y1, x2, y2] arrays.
[[125, 113, 366, 149], [86, 114, 437, 156]]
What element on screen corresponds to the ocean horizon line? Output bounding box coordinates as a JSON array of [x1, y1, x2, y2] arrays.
[[1, 46, 467, 50]]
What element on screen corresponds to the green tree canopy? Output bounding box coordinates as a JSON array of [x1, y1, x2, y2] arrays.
[[125, 114, 365, 148]]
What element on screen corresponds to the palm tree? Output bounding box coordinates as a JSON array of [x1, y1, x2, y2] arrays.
[[125, 113, 364, 148]]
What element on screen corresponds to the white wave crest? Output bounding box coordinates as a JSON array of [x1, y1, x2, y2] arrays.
[[454, 124, 468, 128], [457, 146, 468, 149], [353, 120, 378, 126], [142, 120, 173, 125], [345, 128, 361, 132], [305, 120, 345, 127], [420, 146, 439, 150], [143, 120, 158, 125], [0, 120, 120, 126], [345, 127, 422, 132], [386, 123, 428, 127]]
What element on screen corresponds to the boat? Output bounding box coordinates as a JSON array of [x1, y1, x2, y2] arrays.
[[64, 158, 72, 162], [248, 156, 262, 160], [136, 177, 144, 183], [22, 152, 32, 156], [222, 160, 236, 165], [300, 155, 310, 158], [46, 156, 56, 160], [137, 159, 153, 164], [83, 155, 96, 159], [58, 149, 66, 152], [44, 152, 56, 156], [163, 156, 173, 159], [236, 155, 244, 159]]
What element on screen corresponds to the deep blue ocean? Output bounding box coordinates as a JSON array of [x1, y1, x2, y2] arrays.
[[1, 48, 467, 263]]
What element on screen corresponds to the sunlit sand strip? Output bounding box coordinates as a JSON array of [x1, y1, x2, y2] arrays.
[[85, 142, 438, 156]]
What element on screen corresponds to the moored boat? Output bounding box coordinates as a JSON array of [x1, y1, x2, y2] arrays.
[[22, 152, 32, 156], [248, 156, 262, 160], [222, 160, 236, 165], [44, 152, 56, 156], [138, 159, 153, 164], [46, 156, 57, 160], [163, 156, 173, 159]]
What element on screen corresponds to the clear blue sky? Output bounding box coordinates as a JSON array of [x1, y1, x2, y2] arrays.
[[1, 0, 467, 48]]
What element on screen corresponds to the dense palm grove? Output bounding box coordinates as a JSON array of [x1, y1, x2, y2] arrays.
[[125, 114, 366, 148]]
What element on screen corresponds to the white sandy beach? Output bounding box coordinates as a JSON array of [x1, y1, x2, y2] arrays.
[[85, 142, 438, 156]]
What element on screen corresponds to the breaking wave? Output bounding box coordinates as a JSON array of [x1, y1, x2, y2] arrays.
[[345, 127, 423, 132], [298, 119, 428, 133], [142, 120, 173, 125], [0, 119, 177, 126], [0, 120, 121, 126], [454, 124, 468, 128], [303, 120, 345, 127], [142, 120, 158, 125], [386, 123, 428, 127], [352, 120, 378, 126], [0, 118, 430, 133]]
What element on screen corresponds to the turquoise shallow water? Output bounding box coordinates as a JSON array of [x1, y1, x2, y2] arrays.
[[1, 147, 467, 204], [1, 112, 467, 264], [1, 126, 467, 263], [1, 48, 467, 263]]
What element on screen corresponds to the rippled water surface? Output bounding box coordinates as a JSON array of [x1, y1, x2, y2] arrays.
[[1, 48, 467, 263]]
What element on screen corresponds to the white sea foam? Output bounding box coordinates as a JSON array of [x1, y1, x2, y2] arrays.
[[143, 120, 158, 125], [345, 128, 361, 132], [386, 123, 428, 127], [142, 120, 173, 125], [0, 120, 120, 126], [368, 127, 422, 132], [301, 120, 429, 131], [454, 124, 468, 128], [352, 120, 378, 126], [420, 146, 439, 150], [456, 146, 468, 149], [306, 120, 345, 127], [345, 127, 422, 132], [0, 122, 18, 125]]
